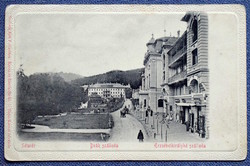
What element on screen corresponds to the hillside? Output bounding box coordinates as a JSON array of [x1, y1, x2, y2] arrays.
[[56, 72, 83, 82], [34, 72, 83, 82], [72, 68, 144, 89]]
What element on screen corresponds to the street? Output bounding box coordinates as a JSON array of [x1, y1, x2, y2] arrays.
[[109, 99, 148, 142], [109, 99, 205, 142]]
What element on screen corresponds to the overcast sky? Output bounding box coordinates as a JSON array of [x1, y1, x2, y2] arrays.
[[16, 13, 187, 76]]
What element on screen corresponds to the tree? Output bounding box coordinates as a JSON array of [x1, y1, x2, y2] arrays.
[[17, 70, 87, 127], [125, 88, 132, 98]]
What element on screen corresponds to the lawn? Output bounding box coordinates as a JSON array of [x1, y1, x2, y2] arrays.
[[18, 132, 105, 141], [18, 113, 113, 141], [33, 113, 112, 129]]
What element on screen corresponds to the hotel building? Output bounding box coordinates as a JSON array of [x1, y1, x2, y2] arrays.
[[83, 83, 130, 99], [139, 35, 178, 129], [139, 12, 209, 138]]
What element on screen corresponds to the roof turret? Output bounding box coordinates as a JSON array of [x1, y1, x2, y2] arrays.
[[146, 34, 155, 46]]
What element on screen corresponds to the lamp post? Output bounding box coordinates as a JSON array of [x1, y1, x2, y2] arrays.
[[152, 57, 161, 133], [148, 48, 164, 135], [151, 59, 157, 130]]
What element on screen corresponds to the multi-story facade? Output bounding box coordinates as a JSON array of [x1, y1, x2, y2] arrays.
[[139, 35, 178, 127], [162, 30, 188, 122], [84, 83, 130, 99], [139, 11, 209, 139], [179, 12, 209, 138]]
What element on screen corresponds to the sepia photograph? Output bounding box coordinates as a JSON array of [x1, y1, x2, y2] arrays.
[[4, 5, 246, 161], [16, 12, 209, 143]]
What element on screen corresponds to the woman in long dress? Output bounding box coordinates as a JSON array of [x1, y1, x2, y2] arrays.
[[137, 130, 144, 142]]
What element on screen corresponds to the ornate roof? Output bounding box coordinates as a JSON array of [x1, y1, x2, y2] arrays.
[[146, 34, 155, 46]]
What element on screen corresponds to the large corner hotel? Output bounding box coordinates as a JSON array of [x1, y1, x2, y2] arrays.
[[139, 12, 209, 138]]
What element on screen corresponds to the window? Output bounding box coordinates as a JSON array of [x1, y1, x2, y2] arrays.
[[192, 49, 198, 65], [149, 74, 150, 87], [158, 99, 163, 107], [177, 67, 181, 74], [163, 54, 166, 68], [190, 79, 199, 93], [192, 19, 198, 42], [184, 63, 187, 71], [144, 99, 146, 107]]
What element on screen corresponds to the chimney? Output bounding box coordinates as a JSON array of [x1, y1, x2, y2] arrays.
[[177, 30, 180, 37]]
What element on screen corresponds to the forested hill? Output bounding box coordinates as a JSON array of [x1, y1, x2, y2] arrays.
[[34, 72, 83, 82], [72, 68, 144, 89], [56, 72, 83, 82]]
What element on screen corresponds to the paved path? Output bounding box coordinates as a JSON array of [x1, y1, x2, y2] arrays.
[[166, 121, 205, 142], [22, 124, 111, 134], [21, 99, 148, 142], [109, 99, 148, 142]]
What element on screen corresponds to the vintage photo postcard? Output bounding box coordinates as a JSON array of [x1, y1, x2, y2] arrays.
[[4, 5, 247, 161]]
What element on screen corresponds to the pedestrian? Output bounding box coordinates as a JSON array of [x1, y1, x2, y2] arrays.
[[137, 130, 144, 142], [185, 121, 190, 132]]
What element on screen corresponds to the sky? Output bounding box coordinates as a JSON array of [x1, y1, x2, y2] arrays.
[[16, 13, 187, 76]]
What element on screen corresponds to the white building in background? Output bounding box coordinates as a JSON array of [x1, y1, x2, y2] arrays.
[[82, 83, 130, 98], [79, 101, 88, 109]]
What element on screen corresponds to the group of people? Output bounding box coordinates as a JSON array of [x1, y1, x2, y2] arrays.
[[120, 106, 129, 118]]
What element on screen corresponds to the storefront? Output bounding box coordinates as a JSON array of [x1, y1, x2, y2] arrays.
[[195, 104, 206, 137]]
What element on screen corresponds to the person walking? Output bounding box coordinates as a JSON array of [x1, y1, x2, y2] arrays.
[[137, 130, 144, 142]]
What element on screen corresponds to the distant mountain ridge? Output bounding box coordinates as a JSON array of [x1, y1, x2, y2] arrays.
[[72, 68, 144, 89], [34, 72, 83, 82], [56, 72, 83, 82]]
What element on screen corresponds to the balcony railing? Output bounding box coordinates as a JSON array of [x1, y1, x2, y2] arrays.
[[168, 70, 187, 85], [139, 89, 148, 95], [168, 46, 187, 67], [173, 94, 192, 104]]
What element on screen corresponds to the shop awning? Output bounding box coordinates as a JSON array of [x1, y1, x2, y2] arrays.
[[176, 103, 195, 106]]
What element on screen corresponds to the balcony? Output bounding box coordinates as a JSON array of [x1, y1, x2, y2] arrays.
[[169, 93, 206, 107], [168, 46, 187, 68], [173, 94, 192, 105], [168, 70, 187, 85], [139, 86, 148, 95]]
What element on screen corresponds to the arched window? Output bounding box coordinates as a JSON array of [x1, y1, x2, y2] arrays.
[[149, 74, 150, 87], [162, 88, 166, 94], [192, 19, 198, 42], [158, 99, 164, 107], [144, 99, 147, 107], [163, 54, 166, 68], [189, 79, 199, 93]]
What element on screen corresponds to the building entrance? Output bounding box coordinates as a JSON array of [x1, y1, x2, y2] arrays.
[[180, 111, 185, 124], [189, 113, 194, 132]]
